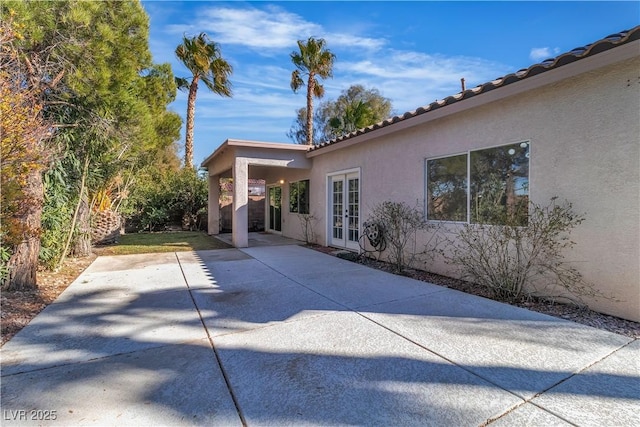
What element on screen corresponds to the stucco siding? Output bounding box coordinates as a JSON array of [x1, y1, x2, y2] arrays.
[[309, 56, 639, 321]]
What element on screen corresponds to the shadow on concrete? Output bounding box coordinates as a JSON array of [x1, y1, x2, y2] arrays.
[[1, 246, 637, 425]]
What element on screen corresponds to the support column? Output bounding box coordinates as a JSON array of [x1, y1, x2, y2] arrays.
[[207, 174, 220, 235], [232, 158, 249, 248]]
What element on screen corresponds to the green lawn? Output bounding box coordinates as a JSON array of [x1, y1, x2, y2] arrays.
[[93, 231, 232, 256]]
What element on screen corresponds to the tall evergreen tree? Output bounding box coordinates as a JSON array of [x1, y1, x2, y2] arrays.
[[2, 0, 182, 289]]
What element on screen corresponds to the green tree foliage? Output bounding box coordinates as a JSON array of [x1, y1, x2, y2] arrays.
[[122, 168, 208, 232], [288, 85, 392, 145], [321, 85, 392, 141], [175, 32, 233, 167], [3, 1, 182, 288], [290, 37, 335, 146]]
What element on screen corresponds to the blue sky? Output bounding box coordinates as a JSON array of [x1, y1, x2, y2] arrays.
[[141, 1, 639, 166]]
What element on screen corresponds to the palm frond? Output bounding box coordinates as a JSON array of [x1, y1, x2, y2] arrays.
[[175, 77, 190, 91], [290, 69, 304, 92]]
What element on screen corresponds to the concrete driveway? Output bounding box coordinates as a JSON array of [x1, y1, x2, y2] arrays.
[[1, 245, 638, 426]]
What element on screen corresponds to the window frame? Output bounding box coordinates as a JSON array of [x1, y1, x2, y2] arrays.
[[425, 152, 469, 224], [289, 179, 310, 214], [425, 140, 530, 224]]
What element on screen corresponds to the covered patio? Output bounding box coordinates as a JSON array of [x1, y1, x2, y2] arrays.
[[201, 139, 311, 248]]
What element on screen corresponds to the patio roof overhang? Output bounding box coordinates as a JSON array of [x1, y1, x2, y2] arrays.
[[201, 139, 311, 248], [201, 139, 311, 177]]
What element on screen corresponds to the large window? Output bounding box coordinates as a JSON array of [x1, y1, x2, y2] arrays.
[[289, 180, 310, 214], [426, 154, 467, 221], [426, 141, 529, 225]]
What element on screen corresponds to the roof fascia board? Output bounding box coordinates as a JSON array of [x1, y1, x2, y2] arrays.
[[201, 139, 309, 168], [307, 40, 639, 158], [227, 139, 310, 151]]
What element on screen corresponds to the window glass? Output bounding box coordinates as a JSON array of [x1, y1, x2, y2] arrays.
[[427, 154, 467, 221], [470, 142, 529, 225], [289, 180, 310, 214]]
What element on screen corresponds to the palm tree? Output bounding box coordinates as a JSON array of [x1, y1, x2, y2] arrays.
[[175, 32, 232, 167], [290, 37, 335, 146]]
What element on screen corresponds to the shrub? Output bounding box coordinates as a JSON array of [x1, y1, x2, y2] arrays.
[[298, 213, 317, 244], [123, 168, 208, 232], [442, 198, 599, 304], [365, 201, 431, 273]]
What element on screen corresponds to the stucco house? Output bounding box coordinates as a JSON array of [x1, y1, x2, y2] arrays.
[[201, 27, 640, 322]]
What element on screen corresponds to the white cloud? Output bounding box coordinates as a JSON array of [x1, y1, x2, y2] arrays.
[[201, 5, 320, 49], [529, 47, 561, 62], [164, 5, 386, 52], [336, 50, 509, 110]]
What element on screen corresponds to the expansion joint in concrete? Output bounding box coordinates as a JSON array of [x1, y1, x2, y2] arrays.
[[175, 253, 247, 427]]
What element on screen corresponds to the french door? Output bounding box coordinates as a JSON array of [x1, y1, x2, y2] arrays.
[[329, 172, 360, 250], [267, 185, 282, 232]]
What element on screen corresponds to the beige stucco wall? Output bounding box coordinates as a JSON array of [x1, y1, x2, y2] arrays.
[[307, 56, 640, 322]]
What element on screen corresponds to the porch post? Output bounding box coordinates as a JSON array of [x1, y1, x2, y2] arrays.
[[232, 158, 249, 247], [207, 174, 220, 235]]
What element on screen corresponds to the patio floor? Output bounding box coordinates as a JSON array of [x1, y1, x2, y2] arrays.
[[1, 245, 638, 425]]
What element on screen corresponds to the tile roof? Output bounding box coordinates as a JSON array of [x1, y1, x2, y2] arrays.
[[310, 26, 640, 152]]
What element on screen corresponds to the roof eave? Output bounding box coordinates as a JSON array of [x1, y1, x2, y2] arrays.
[[201, 139, 309, 168], [307, 27, 640, 158]]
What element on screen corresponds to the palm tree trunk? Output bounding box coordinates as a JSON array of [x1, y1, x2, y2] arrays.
[[306, 73, 315, 146], [185, 77, 199, 168]]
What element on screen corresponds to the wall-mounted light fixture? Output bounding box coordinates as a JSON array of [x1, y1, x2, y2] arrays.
[[278, 179, 285, 184]]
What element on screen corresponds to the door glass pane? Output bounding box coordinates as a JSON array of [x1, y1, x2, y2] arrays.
[[332, 180, 343, 239], [348, 178, 359, 242], [269, 187, 282, 231]]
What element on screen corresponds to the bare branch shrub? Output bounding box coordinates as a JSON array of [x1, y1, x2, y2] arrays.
[[366, 201, 431, 273], [298, 213, 317, 244], [442, 198, 603, 304]]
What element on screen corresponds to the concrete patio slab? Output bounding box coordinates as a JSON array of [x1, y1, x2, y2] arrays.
[[178, 253, 288, 290], [240, 245, 364, 279], [215, 232, 302, 247], [360, 289, 633, 400], [215, 310, 524, 426], [85, 252, 180, 273], [2, 244, 637, 426], [188, 277, 344, 337], [178, 248, 252, 264], [528, 339, 640, 426], [1, 340, 241, 426], [488, 403, 573, 426], [295, 267, 447, 309], [54, 254, 190, 304], [1, 288, 208, 376]]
